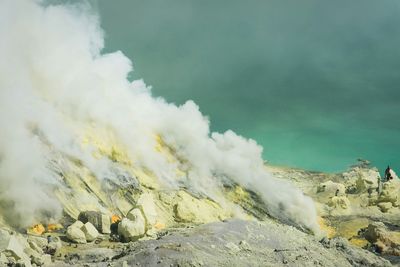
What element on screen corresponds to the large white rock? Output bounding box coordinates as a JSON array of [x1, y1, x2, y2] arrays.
[[81, 222, 99, 242], [66, 225, 87, 244], [137, 193, 158, 229], [100, 213, 111, 234], [118, 216, 145, 242]]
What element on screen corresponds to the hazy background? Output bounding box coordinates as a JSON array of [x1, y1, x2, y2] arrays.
[[96, 0, 400, 173]]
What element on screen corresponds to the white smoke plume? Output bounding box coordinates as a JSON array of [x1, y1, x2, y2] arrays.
[[0, 0, 318, 231]]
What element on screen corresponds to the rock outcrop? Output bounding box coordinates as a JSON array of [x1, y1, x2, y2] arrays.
[[364, 222, 400, 256]]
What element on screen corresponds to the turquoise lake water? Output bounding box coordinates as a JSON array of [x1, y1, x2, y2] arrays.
[[97, 0, 399, 173]]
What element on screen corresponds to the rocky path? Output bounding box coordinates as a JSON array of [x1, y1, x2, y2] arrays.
[[49, 219, 391, 267]]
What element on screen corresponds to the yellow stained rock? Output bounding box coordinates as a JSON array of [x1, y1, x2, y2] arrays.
[[317, 217, 336, 238], [154, 222, 165, 230], [81, 126, 132, 165], [174, 191, 228, 224], [28, 224, 45, 235], [47, 223, 63, 233]]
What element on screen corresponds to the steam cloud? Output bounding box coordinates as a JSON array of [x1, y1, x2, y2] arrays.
[[0, 0, 318, 231]]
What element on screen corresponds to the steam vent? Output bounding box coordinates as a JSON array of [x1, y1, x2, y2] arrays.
[[0, 1, 399, 266]]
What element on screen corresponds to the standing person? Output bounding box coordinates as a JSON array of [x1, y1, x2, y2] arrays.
[[385, 166, 393, 181]]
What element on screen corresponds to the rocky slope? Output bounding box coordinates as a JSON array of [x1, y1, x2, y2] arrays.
[[267, 161, 400, 265], [0, 2, 399, 266], [0, 149, 398, 266]]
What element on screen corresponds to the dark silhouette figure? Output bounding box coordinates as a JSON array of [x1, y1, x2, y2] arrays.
[[385, 165, 393, 181]]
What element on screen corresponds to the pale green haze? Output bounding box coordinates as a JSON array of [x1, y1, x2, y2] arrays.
[[96, 0, 399, 173]]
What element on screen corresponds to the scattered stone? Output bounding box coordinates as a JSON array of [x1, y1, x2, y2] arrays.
[[81, 222, 99, 242], [66, 224, 87, 244]]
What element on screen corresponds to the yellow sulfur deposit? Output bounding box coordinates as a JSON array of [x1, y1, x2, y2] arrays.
[[317, 217, 336, 238], [27, 224, 45, 235]]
